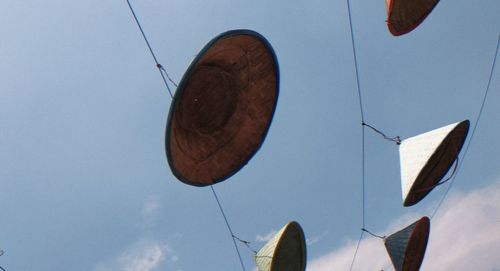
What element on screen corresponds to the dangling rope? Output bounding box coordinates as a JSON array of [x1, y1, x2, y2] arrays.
[[0, 249, 5, 271], [362, 122, 401, 145], [414, 156, 460, 193], [345, 0, 368, 269], [125, 0, 176, 98], [348, 231, 364, 271], [431, 35, 500, 219], [233, 235, 258, 254], [361, 228, 386, 239], [210, 186, 248, 271]]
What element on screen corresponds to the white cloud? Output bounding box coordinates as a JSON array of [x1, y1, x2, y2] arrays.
[[95, 240, 178, 271], [256, 230, 278, 242], [308, 180, 500, 271], [307, 231, 329, 246], [142, 197, 160, 217]]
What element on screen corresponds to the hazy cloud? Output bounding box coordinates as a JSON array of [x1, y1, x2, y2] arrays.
[[142, 196, 160, 217], [307, 231, 329, 246], [95, 240, 178, 271], [308, 180, 500, 271], [256, 230, 277, 242]]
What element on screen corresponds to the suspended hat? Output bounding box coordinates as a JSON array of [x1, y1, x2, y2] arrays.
[[384, 216, 430, 271], [255, 221, 306, 271], [399, 120, 469, 207], [165, 29, 279, 186], [386, 0, 440, 36]]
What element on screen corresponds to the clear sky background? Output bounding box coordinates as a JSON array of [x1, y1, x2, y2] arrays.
[[0, 0, 499, 270]]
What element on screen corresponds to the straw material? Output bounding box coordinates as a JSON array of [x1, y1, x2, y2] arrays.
[[255, 221, 306, 271], [385, 217, 430, 271], [166, 30, 279, 186]]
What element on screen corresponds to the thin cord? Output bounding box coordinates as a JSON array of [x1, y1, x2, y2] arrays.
[[125, 0, 175, 98], [346, 0, 367, 269], [431, 35, 500, 219], [348, 231, 364, 271], [233, 235, 257, 254], [346, 0, 365, 123], [362, 122, 401, 144], [361, 127, 366, 229], [361, 228, 386, 239], [414, 156, 459, 193], [210, 186, 247, 271]]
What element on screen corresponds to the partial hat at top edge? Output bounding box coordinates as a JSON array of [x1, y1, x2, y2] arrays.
[[386, 0, 440, 36]]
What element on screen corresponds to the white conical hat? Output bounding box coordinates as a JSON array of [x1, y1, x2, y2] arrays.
[[399, 120, 469, 206], [255, 221, 306, 271]]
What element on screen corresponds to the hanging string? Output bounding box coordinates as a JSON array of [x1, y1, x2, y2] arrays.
[[125, 0, 175, 98], [210, 186, 247, 271], [157, 64, 179, 88], [362, 122, 402, 144], [0, 250, 5, 271], [414, 156, 459, 193], [345, 0, 368, 269], [348, 231, 364, 271], [361, 228, 386, 239], [233, 235, 258, 254], [431, 35, 500, 219]]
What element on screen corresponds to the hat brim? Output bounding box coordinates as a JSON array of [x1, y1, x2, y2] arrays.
[[166, 29, 279, 186]]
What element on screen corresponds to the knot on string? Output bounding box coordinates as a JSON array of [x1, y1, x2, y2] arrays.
[[156, 63, 178, 88], [232, 235, 257, 254], [361, 228, 386, 239], [362, 122, 401, 145]]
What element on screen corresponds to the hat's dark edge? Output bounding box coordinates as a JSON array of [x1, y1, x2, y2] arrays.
[[165, 29, 280, 187], [404, 120, 470, 206], [387, 0, 440, 36], [402, 216, 430, 271], [271, 221, 307, 271]]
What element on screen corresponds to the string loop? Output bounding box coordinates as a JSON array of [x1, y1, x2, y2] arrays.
[[125, 0, 176, 98], [361, 228, 386, 239], [362, 122, 401, 145]]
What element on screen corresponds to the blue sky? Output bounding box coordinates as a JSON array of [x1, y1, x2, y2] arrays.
[[0, 0, 499, 270]]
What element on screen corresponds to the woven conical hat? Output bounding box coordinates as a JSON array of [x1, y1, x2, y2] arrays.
[[255, 221, 306, 271], [385, 217, 430, 271], [386, 0, 440, 36], [399, 120, 469, 206], [166, 29, 279, 186]]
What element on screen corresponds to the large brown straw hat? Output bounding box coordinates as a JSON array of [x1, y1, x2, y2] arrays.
[[386, 0, 440, 36], [166, 29, 279, 186]]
